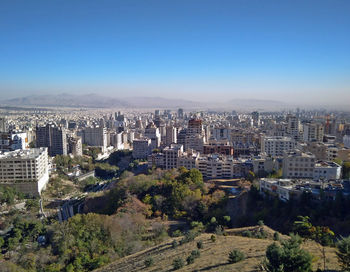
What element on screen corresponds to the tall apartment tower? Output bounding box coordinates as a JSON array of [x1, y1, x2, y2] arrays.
[[0, 117, 8, 133], [80, 127, 107, 151], [178, 108, 184, 119], [303, 122, 324, 142], [68, 136, 83, 157], [286, 114, 301, 141], [251, 111, 260, 127], [144, 122, 161, 150], [36, 124, 67, 156], [185, 118, 205, 153], [165, 126, 177, 146]]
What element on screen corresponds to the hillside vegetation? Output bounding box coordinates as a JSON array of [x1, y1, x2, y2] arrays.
[[96, 226, 340, 272]]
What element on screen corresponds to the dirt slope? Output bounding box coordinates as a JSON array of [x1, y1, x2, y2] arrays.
[[95, 227, 340, 272]]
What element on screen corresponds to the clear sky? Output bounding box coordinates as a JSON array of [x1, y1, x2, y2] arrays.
[[0, 0, 349, 105]]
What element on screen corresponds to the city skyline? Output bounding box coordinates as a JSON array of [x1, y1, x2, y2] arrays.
[[1, 0, 350, 106]]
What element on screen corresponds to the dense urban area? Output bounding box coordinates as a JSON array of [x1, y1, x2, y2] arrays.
[[1, 106, 350, 272]]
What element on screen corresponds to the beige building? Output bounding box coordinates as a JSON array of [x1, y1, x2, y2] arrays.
[[282, 150, 316, 179], [0, 148, 49, 196], [164, 144, 183, 170]]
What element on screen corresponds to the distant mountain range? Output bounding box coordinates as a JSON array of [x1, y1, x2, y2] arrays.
[[0, 93, 290, 111], [1, 93, 129, 108]]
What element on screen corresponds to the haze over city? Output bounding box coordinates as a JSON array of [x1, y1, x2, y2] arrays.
[[1, 0, 350, 107], [2, 1, 350, 272]]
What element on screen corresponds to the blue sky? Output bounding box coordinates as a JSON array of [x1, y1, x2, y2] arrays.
[[0, 0, 349, 105]]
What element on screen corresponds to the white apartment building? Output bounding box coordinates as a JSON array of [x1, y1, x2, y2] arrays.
[[132, 138, 152, 159], [165, 126, 177, 146], [286, 114, 301, 141], [282, 150, 316, 179], [313, 161, 341, 180], [261, 136, 295, 157], [80, 127, 107, 151], [0, 148, 49, 196], [303, 122, 324, 142], [144, 123, 161, 150], [164, 144, 183, 169]]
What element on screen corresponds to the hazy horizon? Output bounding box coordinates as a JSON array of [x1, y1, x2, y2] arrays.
[[1, 0, 349, 106]]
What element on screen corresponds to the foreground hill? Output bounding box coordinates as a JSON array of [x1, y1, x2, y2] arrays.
[[95, 226, 340, 272]]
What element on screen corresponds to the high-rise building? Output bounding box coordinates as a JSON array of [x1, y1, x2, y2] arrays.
[[144, 122, 161, 150], [79, 127, 107, 151], [178, 108, 184, 119], [0, 117, 8, 133], [164, 144, 183, 169], [132, 138, 152, 159], [36, 124, 67, 156], [185, 118, 205, 152], [286, 114, 301, 141], [303, 122, 324, 142], [68, 136, 83, 157], [251, 111, 260, 127], [165, 126, 177, 146]]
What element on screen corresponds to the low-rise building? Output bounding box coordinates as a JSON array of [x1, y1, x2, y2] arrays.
[[313, 161, 341, 180], [282, 150, 315, 179]]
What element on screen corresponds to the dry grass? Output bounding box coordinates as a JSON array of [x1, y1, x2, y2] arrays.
[[96, 227, 341, 272]]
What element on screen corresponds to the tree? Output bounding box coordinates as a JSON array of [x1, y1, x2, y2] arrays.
[[273, 232, 280, 241], [293, 216, 334, 270], [336, 236, 350, 271], [228, 249, 245, 263], [173, 257, 184, 270], [186, 254, 195, 265], [144, 256, 154, 267], [264, 234, 313, 272]]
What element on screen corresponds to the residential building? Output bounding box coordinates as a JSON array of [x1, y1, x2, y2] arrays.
[[0, 148, 49, 196], [303, 122, 324, 142], [165, 126, 177, 146], [164, 144, 183, 169], [132, 138, 152, 159], [261, 136, 295, 157], [67, 136, 83, 157], [286, 114, 301, 140], [80, 126, 107, 151], [282, 150, 316, 179], [147, 152, 165, 169], [313, 161, 341, 180], [36, 124, 67, 156], [144, 122, 161, 150], [203, 140, 234, 156]]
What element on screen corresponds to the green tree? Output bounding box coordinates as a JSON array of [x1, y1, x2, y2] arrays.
[[336, 236, 350, 271], [228, 249, 245, 263], [173, 257, 184, 270], [264, 234, 313, 272], [144, 256, 154, 267], [197, 240, 203, 249]]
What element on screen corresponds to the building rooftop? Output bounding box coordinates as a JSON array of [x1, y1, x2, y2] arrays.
[[0, 147, 47, 160]]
